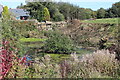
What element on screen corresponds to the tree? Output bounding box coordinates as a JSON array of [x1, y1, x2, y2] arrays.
[[43, 7, 50, 21], [79, 8, 87, 20], [91, 11, 97, 18], [97, 8, 106, 19], [42, 31, 74, 54], [114, 2, 120, 17], [58, 2, 71, 20], [111, 5, 118, 17], [84, 8, 93, 19], [2, 6, 10, 18], [53, 9, 65, 21], [53, 13, 64, 21]]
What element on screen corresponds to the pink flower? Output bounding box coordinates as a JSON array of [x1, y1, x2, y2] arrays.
[[0, 76, 3, 79], [1, 50, 7, 54], [2, 41, 9, 45]]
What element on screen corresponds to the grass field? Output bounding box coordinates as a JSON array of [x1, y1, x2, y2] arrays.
[[82, 18, 119, 24], [20, 38, 47, 42]]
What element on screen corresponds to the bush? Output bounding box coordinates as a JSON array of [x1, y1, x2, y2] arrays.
[[53, 13, 65, 21], [43, 7, 50, 21], [0, 41, 13, 79], [42, 31, 75, 54], [0, 41, 29, 79], [64, 50, 120, 78], [31, 55, 61, 78]]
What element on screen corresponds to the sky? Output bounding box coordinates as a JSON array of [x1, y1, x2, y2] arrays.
[[0, 0, 120, 10]]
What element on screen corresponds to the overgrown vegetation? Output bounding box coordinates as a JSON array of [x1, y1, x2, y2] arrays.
[[1, 1, 120, 79], [42, 31, 75, 54], [2, 50, 119, 78]]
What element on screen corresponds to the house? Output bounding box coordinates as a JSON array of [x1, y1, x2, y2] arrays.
[[9, 9, 30, 20], [0, 4, 3, 17]]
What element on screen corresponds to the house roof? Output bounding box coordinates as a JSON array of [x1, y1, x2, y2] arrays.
[[9, 9, 30, 17]]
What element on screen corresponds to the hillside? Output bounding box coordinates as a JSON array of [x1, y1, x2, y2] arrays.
[[59, 19, 117, 50]]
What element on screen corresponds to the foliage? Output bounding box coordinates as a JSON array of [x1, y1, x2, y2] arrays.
[[30, 55, 61, 78], [2, 6, 10, 19], [105, 2, 120, 18], [24, 2, 44, 21], [60, 50, 119, 78], [84, 9, 93, 19], [18, 2, 96, 21], [42, 31, 75, 54], [97, 8, 106, 18], [6, 55, 32, 78], [53, 12, 65, 21], [1, 18, 37, 56], [0, 41, 29, 79], [18, 1, 120, 21], [0, 41, 13, 79], [1, 1, 120, 79], [60, 22, 113, 49], [43, 7, 50, 21], [2, 49, 120, 78]]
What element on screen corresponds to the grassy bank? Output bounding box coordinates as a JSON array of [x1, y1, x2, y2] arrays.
[[82, 18, 118, 24], [20, 38, 47, 42]]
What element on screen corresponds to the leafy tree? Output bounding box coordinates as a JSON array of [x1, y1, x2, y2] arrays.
[[58, 2, 72, 20], [43, 7, 50, 21], [105, 2, 120, 18], [111, 5, 118, 17], [97, 8, 106, 18], [53, 11, 65, 21], [42, 31, 74, 54], [44, 2, 58, 18], [2, 6, 10, 18], [79, 8, 87, 20], [105, 8, 115, 18], [24, 2, 44, 21], [114, 2, 120, 17], [92, 11, 97, 18], [84, 9, 93, 19]]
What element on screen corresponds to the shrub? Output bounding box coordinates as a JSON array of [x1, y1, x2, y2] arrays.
[[59, 50, 119, 78], [0, 41, 13, 79], [53, 13, 65, 21], [81, 50, 119, 77], [2, 6, 10, 19], [42, 31, 75, 54], [43, 7, 50, 21], [30, 55, 61, 78], [0, 41, 30, 78]]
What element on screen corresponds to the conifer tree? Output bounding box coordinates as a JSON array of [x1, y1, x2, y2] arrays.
[[43, 7, 50, 21], [2, 6, 10, 18]]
